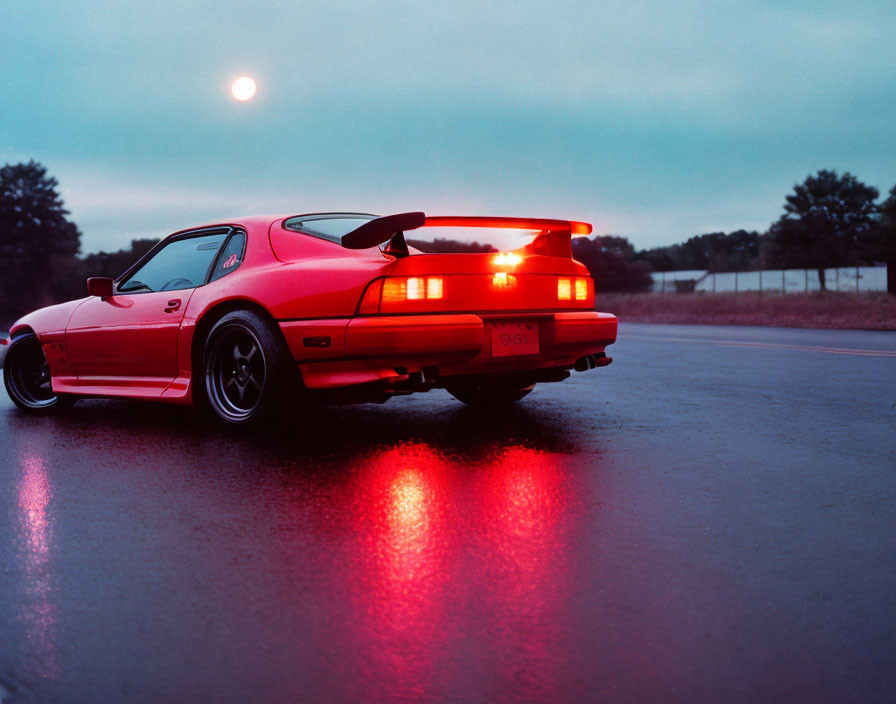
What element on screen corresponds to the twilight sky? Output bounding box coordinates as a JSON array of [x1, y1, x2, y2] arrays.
[[2, 0, 894, 253]]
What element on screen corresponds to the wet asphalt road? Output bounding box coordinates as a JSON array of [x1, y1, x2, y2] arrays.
[[1, 322, 895, 703]]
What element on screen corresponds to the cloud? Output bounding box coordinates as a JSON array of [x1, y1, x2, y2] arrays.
[[2, 1, 894, 250]]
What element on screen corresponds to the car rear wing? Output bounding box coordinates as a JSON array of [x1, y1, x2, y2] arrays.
[[424, 216, 592, 258], [341, 212, 592, 258]]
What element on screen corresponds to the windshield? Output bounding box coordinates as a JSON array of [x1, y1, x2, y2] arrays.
[[283, 213, 378, 244]]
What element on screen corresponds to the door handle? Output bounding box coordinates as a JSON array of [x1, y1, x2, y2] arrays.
[[164, 299, 181, 313]]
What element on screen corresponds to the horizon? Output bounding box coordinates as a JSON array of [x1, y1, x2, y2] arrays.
[[3, 1, 894, 254]]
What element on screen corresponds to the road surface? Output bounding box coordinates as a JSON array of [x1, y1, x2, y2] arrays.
[[1, 323, 894, 703]]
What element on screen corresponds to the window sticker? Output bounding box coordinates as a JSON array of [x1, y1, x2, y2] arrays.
[[222, 254, 239, 269]]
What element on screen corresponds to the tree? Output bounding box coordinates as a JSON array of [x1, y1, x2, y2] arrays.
[[635, 230, 762, 272], [679, 233, 720, 270], [593, 235, 638, 261], [708, 230, 762, 272], [879, 184, 896, 261], [880, 184, 896, 295], [406, 237, 497, 253], [572, 236, 653, 292], [636, 247, 676, 272], [767, 170, 879, 289], [0, 161, 82, 322], [81, 238, 161, 280]]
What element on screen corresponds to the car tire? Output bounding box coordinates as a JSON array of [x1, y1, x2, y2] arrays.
[[3, 333, 75, 413], [202, 310, 296, 425], [445, 377, 535, 407]]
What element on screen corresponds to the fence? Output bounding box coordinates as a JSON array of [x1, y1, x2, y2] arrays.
[[652, 266, 889, 294]]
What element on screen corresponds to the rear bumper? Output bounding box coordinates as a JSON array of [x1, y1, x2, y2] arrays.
[[281, 311, 617, 390], [345, 314, 484, 357]]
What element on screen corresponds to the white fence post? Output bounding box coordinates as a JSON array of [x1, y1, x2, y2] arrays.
[[805, 269, 808, 293], [856, 266, 860, 293], [782, 269, 786, 293]]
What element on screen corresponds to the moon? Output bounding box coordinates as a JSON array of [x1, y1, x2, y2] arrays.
[[231, 76, 257, 102]]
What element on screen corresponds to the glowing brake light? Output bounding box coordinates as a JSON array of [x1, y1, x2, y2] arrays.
[[362, 276, 445, 313], [557, 277, 589, 301], [575, 278, 588, 300], [404, 277, 444, 300], [426, 277, 443, 299], [493, 252, 522, 268], [558, 278, 572, 300], [407, 277, 425, 299]]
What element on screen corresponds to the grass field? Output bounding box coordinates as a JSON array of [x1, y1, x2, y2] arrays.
[[596, 291, 896, 331]]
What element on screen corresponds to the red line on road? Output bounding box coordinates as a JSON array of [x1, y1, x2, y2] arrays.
[[622, 334, 896, 358]]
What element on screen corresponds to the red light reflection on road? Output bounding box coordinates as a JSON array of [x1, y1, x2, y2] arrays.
[[383, 466, 435, 584], [17, 451, 58, 680], [478, 446, 573, 701], [348, 443, 453, 700], [335, 442, 581, 701]]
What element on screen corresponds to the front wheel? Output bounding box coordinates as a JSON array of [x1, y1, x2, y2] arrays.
[[3, 334, 75, 413], [445, 377, 535, 407], [202, 310, 295, 425]]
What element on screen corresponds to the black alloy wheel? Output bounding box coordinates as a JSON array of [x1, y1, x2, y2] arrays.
[[203, 310, 293, 424], [3, 334, 74, 413]]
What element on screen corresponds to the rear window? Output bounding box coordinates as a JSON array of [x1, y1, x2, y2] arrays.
[[283, 214, 377, 244]]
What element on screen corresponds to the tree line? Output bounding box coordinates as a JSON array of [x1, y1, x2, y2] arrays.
[[634, 170, 895, 291], [2, 161, 895, 326], [564, 169, 896, 293]]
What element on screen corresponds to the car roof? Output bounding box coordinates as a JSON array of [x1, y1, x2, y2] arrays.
[[167, 213, 382, 237], [166, 215, 283, 236]]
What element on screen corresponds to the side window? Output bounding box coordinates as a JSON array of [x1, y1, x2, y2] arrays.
[[118, 233, 227, 293], [210, 232, 246, 282]]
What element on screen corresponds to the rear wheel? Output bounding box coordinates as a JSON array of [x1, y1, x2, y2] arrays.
[[445, 377, 535, 407], [3, 334, 75, 413], [202, 310, 295, 425]]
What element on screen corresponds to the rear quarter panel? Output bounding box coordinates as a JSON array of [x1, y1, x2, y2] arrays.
[[178, 220, 392, 380]]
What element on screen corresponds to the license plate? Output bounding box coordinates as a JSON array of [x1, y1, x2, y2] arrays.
[[490, 321, 539, 357]]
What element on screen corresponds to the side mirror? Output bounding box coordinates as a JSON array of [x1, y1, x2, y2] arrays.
[[87, 277, 114, 298]]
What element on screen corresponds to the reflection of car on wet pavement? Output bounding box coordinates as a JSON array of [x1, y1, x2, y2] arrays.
[[1, 212, 616, 424]]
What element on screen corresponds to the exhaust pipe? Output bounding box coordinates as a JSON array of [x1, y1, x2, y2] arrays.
[[573, 353, 613, 372]]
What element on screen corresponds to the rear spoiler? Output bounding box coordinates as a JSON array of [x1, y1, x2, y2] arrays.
[[424, 216, 592, 258], [341, 213, 592, 258]]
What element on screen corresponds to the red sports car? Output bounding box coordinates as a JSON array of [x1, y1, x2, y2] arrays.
[[1, 212, 617, 424]]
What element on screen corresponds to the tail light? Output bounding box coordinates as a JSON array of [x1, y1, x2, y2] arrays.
[[359, 276, 445, 314], [558, 277, 590, 301], [558, 278, 572, 301], [358, 273, 591, 315], [575, 278, 588, 300]]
